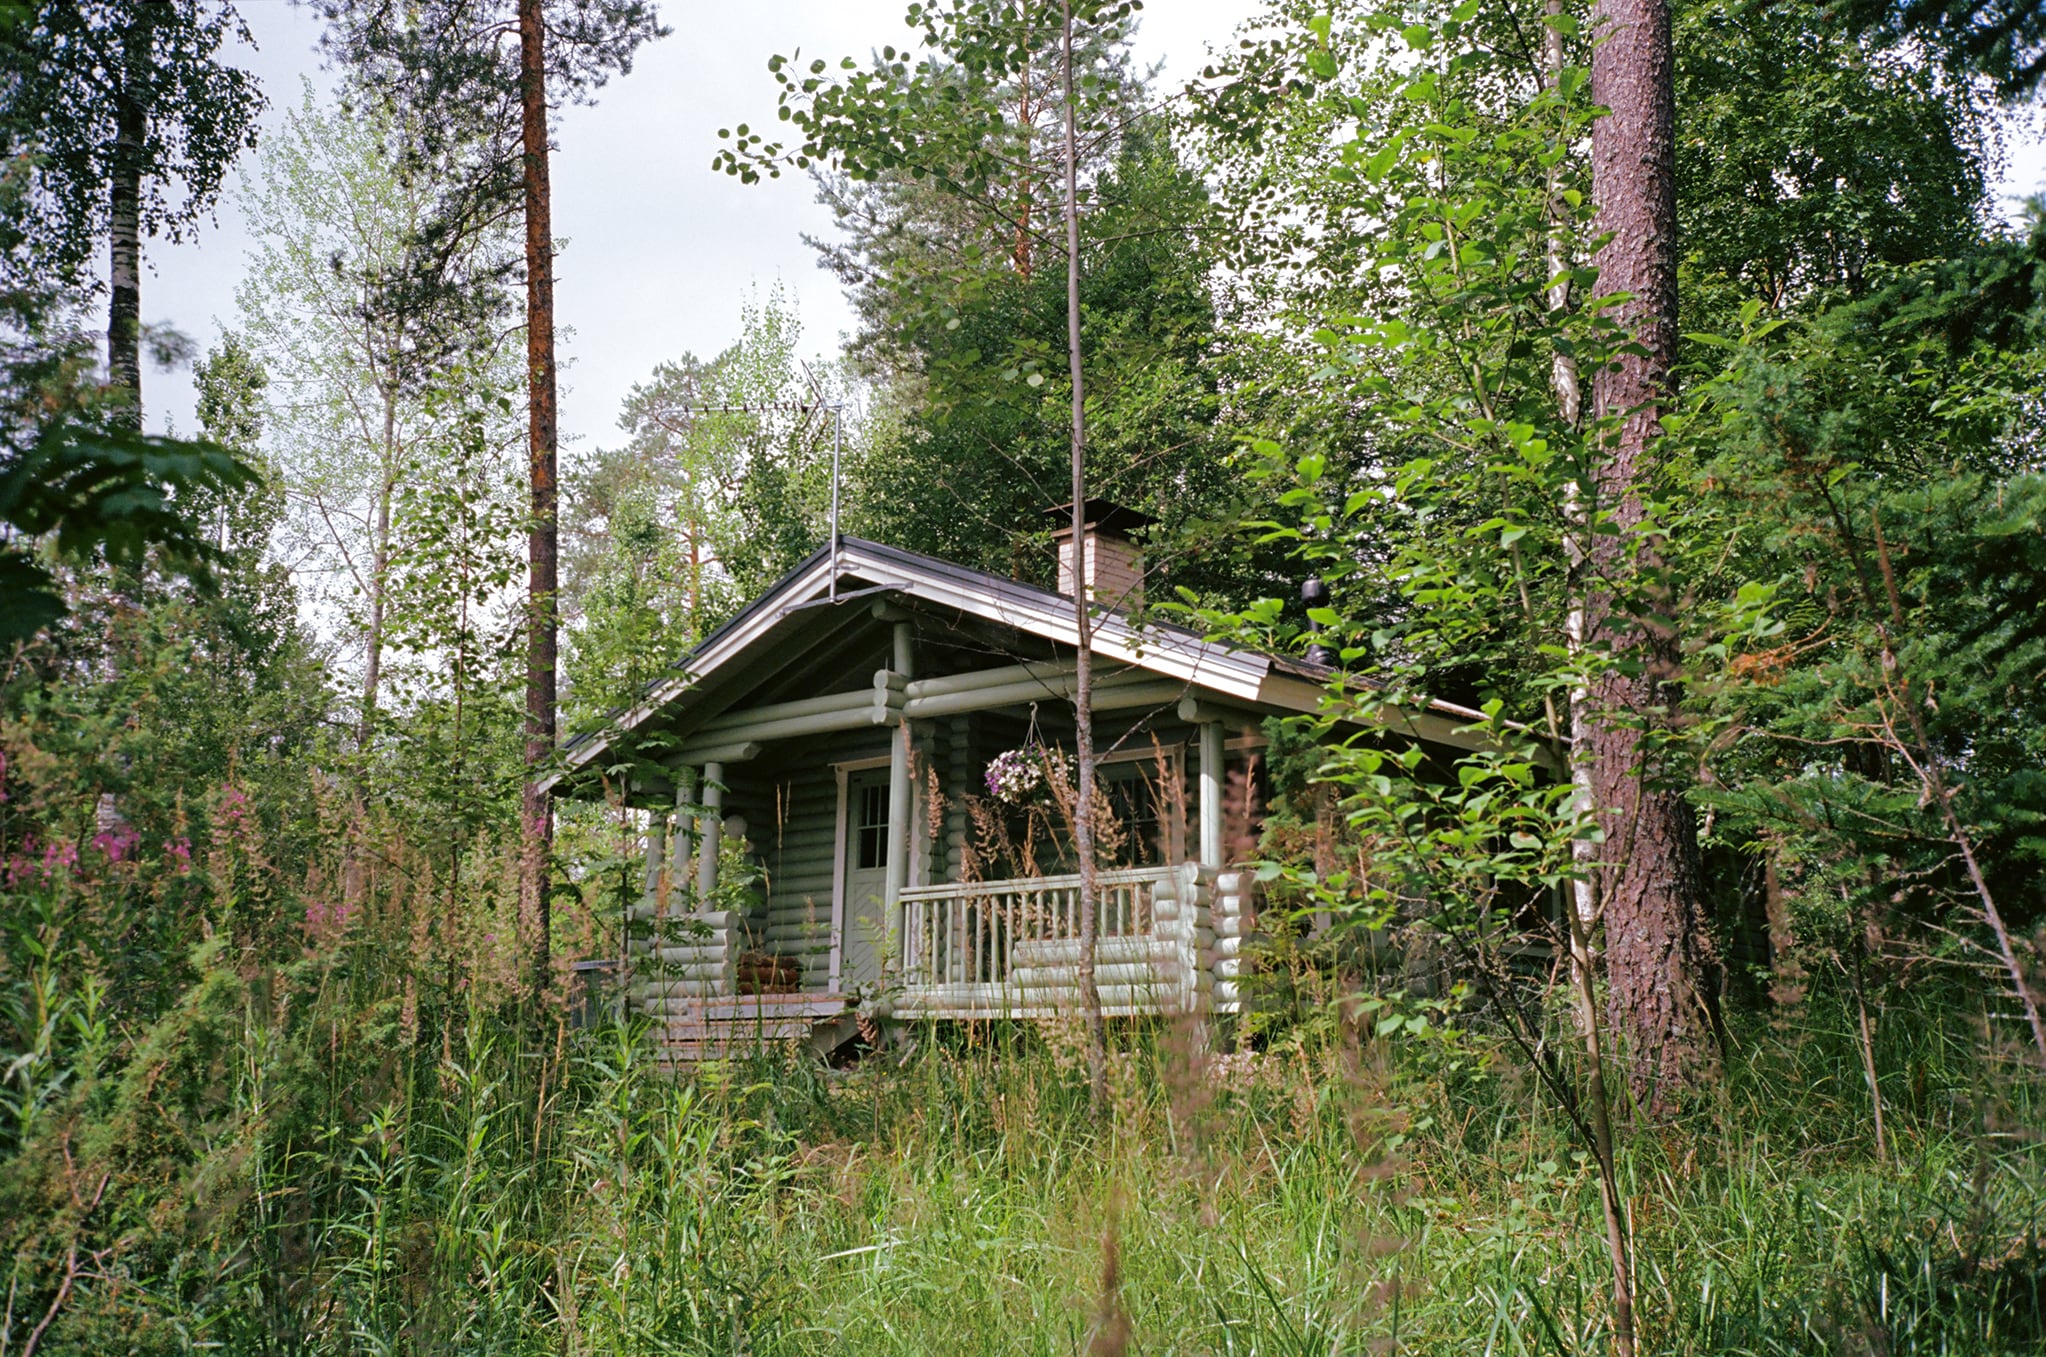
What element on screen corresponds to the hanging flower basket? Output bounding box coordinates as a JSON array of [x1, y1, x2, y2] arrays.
[[985, 745, 1066, 806]]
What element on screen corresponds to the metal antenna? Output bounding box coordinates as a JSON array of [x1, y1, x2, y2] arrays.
[[798, 362, 845, 602], [661, 386, 848, 601]]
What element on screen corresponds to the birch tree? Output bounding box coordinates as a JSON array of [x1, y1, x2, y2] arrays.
[[312, 0, 664, 993], [721, 0, 1142, 1108], [234, 86, 516, 748], [1, 1, 261, 426], [565, 287, 848, 723]]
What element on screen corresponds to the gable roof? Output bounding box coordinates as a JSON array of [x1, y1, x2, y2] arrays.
[[548, 536, 1498, 791]]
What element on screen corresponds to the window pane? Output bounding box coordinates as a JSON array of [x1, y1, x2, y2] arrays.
[[857, 783, 887, 870], [1100, 763, 1162, 867]]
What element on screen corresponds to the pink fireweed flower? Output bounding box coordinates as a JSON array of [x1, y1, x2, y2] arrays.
[[303, 896, 356, 944], [92, 822, 141, 864], [164, 836, 193, 874], [216, 784, 252, 827]]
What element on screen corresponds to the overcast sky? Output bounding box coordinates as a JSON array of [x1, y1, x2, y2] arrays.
[[143, 0, 2045, 454], [142, 0, 1271, 451]]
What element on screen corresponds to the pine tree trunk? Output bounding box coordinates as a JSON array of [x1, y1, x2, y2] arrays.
[[107, 15, 150, 430], [1586, 0, 1717, 1114], [1062, 0, 1108, 1114], [520, 0, 559, 998]]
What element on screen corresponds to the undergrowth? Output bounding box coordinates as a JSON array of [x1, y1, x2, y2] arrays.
[[3, 953, 2040, 1356]]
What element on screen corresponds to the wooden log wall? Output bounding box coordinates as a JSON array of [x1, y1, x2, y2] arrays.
[[1210, 868, 1258, 1013], [755, 727, 891, 993], [992, 863, 1215, 1016], [627, 906, 741, 1011]]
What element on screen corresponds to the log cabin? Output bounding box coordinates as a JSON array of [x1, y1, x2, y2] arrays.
[[548, 504, 1491, 1060]]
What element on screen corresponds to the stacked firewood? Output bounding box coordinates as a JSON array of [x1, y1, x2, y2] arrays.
[[735, 950, 801, 995]]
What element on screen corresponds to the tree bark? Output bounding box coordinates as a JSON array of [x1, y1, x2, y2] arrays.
[[520, 0, 559, 998], [339, 393, 399, 916], [1011, 11, 1036, 280], [1586, 0, 1717, 1114], [107, 12, 151, 429], [359, 392, 399, 750], [1541, 17, 1637, 1354], [1062, 0, 1108, 1114], [1544, 0, 1599, 998]]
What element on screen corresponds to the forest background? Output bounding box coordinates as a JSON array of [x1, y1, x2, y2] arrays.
[[2, 1, 2045, 1354]]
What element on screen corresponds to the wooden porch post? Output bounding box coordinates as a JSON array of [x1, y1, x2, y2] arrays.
[[829, 763, 850, 993], [883, 621, 915, 956], [640, 807, 665, 899], [1199, 720, 1225, 868], [671, 768, 697, 912], [696, 761, 723, 905]]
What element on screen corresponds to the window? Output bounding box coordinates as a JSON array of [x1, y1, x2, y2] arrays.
[[856, 782, 888, 870], [1098, 759, 1170, 868]]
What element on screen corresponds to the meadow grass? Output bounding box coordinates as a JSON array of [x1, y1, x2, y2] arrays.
[[675, 1005, 2040, 1357], [14, 976, 2041, 1355]]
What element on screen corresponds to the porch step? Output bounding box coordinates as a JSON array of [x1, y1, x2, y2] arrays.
[[649, 993, 853, 1066], [657, 1020, 813, 1064]]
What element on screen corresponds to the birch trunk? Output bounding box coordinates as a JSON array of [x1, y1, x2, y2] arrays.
[[1543, 15, 1637, 1354], [1545, 0, 1598, 987], [520, 0, 560, 998], [1586, 0, 1717, 1114], [359, 393, 399, 749], [107, 18, 149, 429]]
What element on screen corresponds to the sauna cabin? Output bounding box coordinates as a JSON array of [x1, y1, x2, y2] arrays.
[[548, 505, 1489, 1059]]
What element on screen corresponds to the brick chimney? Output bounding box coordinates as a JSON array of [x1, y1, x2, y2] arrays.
[[1049, 499, 1152, 613]]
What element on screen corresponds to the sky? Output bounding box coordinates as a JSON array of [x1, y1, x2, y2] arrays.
[[143, 0, 2046, 454], [142, 0, 1270, 452]]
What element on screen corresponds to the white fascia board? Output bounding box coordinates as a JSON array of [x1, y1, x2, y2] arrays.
[[1256, 672, 1480, 748], [836, 543, 1271, 702]]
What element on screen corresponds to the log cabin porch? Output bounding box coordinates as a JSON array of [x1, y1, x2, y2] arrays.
[[552, 530, 1490, 1064]]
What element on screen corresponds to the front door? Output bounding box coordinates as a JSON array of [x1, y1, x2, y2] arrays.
[[839, 770, 890, 992]]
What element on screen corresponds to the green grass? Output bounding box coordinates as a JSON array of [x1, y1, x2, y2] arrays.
[[7, 978, 2042, 1356]]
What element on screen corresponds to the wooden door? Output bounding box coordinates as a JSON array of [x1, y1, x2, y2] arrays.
[[838, 769, 890, 992]]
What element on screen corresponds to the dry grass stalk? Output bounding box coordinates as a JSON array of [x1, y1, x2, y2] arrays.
[[1085, 1212, 1131, 1357]]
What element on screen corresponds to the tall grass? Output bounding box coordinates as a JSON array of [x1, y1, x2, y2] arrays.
[[9, 944, 2036, 1356]]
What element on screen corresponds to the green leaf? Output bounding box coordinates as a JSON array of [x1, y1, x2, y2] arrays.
[[1364, 139, 1402, 183]]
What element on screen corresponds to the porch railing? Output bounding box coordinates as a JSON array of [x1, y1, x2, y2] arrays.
[[899, 866, 1160, 988], [897, 864, 1218, 1017]]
